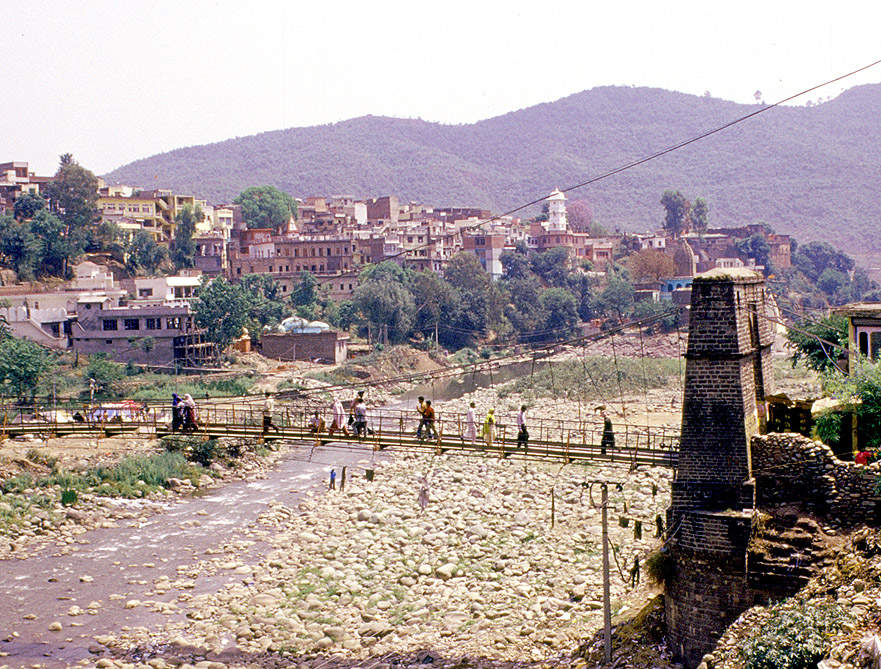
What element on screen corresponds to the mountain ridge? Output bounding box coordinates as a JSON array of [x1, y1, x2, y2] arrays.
[[105, 84, 881, 265]]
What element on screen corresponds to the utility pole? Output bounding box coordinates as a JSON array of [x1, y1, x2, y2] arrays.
[[602, 482, 612, 663]]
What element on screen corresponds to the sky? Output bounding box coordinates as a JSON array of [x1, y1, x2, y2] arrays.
[[5, 0, 881, 177]]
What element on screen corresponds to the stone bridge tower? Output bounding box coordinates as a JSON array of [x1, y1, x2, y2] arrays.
[[666, 268, 774, 667]]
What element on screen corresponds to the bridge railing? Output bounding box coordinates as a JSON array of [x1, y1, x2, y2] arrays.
[[0, 397, 679, 462]]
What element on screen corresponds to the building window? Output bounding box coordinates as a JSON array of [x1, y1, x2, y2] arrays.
[[139, 288, 153, 297], [146, 318, 161, 330], [167, 317, 181, 329], [105, 339, 112, 345], [860, 331, 869, 357], [102, 319, 117, 331], [872, 332, 881, 361], [124, 318, 140, 331]]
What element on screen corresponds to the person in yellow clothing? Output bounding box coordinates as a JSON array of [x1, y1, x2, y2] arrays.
[[482, 408, 496, 450]]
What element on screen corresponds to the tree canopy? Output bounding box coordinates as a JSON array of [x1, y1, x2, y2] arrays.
[[193, 277, 250, 352], [0, 335, 53, 399], [43, 154, 99, 232], [660, 190, 690, 237], [171, 205, 201, 270], [234, 185, 297, 230]]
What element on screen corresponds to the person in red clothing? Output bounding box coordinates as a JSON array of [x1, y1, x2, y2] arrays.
[[422, 400, 437, 440]]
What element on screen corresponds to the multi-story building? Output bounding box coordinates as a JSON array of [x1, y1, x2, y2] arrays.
[[0, 161, 51, 213], [71, 298, 214, 366], [228, 230, 361, 300]]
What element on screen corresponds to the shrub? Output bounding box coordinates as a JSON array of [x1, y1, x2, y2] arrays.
[[60, 489, 78, 506], [190, 439, 221, 467], [644, 547, 673, 585], [813, 411, 843, 451], [741, 601, 849, 669]]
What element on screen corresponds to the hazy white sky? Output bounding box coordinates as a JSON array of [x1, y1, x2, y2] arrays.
[[5, 0, 880, 176]]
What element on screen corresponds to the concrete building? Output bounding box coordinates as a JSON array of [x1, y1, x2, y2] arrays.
[[70, 298, 215, 367], [0, 161, 51, 213]]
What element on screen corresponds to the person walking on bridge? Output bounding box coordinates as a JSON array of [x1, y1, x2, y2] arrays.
[[329, 397, 348, 436], [422, 400, 437, 440], [262, 392, 280, 434], [171, 393, 182, 433], [353, 396, 368, 438], [416, 396, 427, 439], [464, 401, 477, 445], [600, 411, 615, 455], [182, 394, 198, 432], [482, 408, 496, 450], [516, 405, 529, 451]]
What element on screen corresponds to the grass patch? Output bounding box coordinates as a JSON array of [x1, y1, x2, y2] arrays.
[[2, 452, 202, 498], [501, 357, 682, 402], [128, 374, 254, 400]]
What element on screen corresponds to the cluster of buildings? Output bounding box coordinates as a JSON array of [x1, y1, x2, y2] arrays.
[[0, 160, 797, 366]]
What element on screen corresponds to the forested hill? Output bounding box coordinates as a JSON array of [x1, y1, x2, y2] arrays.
[[105, 84, 881, 264]]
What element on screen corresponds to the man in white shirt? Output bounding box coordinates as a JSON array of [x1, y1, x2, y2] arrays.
[[516, 405, 528, 450]]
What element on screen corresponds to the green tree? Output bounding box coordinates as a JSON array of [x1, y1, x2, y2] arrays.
[[193, 277, 250, 352], [817, 268, 849, 301], [660, 190, 690, 237], [240, 273, 290, 334], [359, 260, 412, 285], [0, 337, 53, 399], [234, 185, 297, 231], [84, 353, 126, 398], [530, 247, 571, 287], [792, 241, 854, 282], [538, 287, 580, 341], [30, 209, 81, 276], [504, 276, 545, 342], [13, 192, 45, 221], [690, 197, 709, 235], [0, 214, 40, 279], [443, 252, 507, 347], [595, 268, 635, 322], [736, 233, 772, 274], [290, 272, 319, 311], [567, 272, 597, 321], [126, 230, 167, 275], [352, 278, 415, 344], [43, 154, 99, 232], [411, 270, 458, 347], [171, 205, 201, 270], [786, 314, 847, 373], [500, 248, 532, 281]]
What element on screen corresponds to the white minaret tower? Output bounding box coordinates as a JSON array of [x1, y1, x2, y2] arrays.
[[546, 188, 568, 232]]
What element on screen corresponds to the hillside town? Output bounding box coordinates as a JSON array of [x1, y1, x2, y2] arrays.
[[0, 159, 798, 367]]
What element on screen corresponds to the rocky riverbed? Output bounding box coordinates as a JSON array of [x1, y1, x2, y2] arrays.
[[96, 448, 671, 668]]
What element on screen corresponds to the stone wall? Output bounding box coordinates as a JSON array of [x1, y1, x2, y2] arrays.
[[752, 432, 881, 526]]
